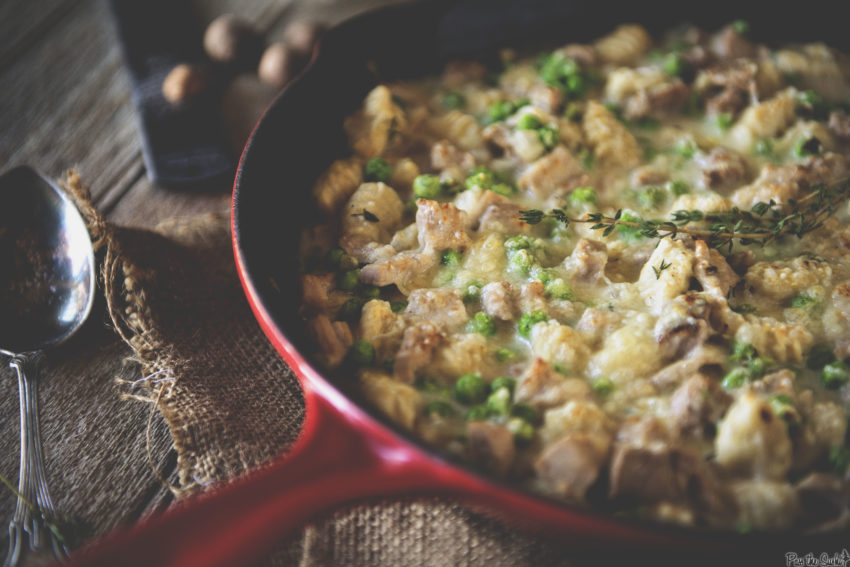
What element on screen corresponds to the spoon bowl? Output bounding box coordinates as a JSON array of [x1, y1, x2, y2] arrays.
[[0, 166, 95, 566], [0, 166, 95, 354]]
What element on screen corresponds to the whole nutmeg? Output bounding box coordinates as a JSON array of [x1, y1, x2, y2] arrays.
[[162, 63, 207, 105], [284, 20, 324, 57], [257, 42, 294, 89], [203, 14, 263, 67]]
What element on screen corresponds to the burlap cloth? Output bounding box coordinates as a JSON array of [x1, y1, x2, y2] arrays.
[[61, 172, 576, 566]]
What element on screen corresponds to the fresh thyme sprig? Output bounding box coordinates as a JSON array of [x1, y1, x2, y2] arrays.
[[519, 177, 850, 251]]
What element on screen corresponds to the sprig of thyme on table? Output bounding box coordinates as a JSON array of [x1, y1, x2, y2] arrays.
[[520, 177, 850, 252]]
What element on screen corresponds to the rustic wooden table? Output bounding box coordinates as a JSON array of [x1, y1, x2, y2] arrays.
[[0, 0, 400, 564]]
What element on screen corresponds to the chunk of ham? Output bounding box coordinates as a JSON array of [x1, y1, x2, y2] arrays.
[[480, 281, 516, 321], [693, 240, 739, 301], [359, 199, 469, 291], [563, 239, 608, 284], [416, 198, 470, 252], [670, 374, 732, 439], [696, 146, 750, 189], [466, 421, 516, 476], [301, 273, 334, 313], [307, 315, 354, 368], [609, 417, 736, 521], [393, 322, 444, 384], [405, 288, 468, 331], [517, 145, 589, 200], [535, 434, 607, 500], [358, 249, 437, 290], [516, 358, 592, 410]]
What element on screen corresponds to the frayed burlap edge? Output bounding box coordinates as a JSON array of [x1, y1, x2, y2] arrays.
[[61, 170, 191, 495]]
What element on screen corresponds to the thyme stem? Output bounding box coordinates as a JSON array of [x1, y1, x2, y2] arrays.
[[519, 176, 850, 251]]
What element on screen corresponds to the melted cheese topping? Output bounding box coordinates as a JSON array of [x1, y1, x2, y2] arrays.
[[300, 21, 850, 532]]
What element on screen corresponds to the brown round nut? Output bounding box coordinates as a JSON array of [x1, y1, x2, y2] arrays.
[[258, 42, 294, 88], [203, 14, 262, 66], [162, 63, 207, 105], [284, 20, 324, 57]]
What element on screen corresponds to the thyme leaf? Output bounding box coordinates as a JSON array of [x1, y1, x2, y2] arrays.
[[352, 209, 380, 222], [652, 259, 672, 279]]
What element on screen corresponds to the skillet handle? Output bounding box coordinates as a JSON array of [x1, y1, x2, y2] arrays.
[[65, 393, 447, 567]]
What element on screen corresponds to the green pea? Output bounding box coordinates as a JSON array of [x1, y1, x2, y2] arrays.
[[730, 340, 756, 362], [545, 278, 574, 301], [798, 89, 823, 110], [716, 112, 734, 131], [563, 102, 582, 121], [462, 282, 482, 304], [465, 166, 501, 191], [347, 339, 375, 368], [358, 285, 380, 300], [635, 186, 667, 209], [806, 343, 835, 370], [537, 126, 560, 150], [791, 292, 819, 309], [592, 378, 613, 397], [668, 179, 691, 197], [338, 269, 360, 291], [518, 311, 548, 338], [793, 136, 823, 158], [491, 376, 517, 394], [487, 100, 516, 122], [663, 52, 688, 78], [504, 234, 533, 252], [529, 265, 553, 284], [731, 19, 750, 36], [674, 139, 697, 159], [568, 186, 597, 207], [508, 249, 535, 277], [722, 367, 750, 390], [822, 360, 850, 389], [468, 312, 497, 337], [516, 113, 542, 130], [511, 403, 539, 425], [747, 356, 772, 378], [508, 417, 536, 444], [615, 211, 644, 241], [441, 91, 466, 110], [753, 138, 774, 158], [465, 405, 490, 421], [495, 348, 517, 363], [489, 182, 516, 196], [425, 400, 456, 418], [441, 249, 463, 266], [339, 254, 360, 272], [390, 300, 408, 313], [325, 247, 345, 268], [338, 298, 365, 322], [363, 157, 391, 183], [413, 174, 442, 199], [455, 373, 488, 405], [486, 387, 512, 417]]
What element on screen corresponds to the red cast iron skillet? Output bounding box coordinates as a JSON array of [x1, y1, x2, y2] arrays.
[[70, 1, 850, 565]]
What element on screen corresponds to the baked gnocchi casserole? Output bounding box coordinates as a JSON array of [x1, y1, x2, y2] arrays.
[[298, 19, 850, 532]]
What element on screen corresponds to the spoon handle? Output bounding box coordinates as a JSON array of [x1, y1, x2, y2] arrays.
[[3, 354, 69, 566]]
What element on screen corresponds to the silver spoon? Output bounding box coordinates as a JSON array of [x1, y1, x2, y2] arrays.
[[0, 166, 95, 566]]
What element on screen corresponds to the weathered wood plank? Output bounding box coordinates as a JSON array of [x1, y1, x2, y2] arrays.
[[0, 0, 77, 73], [0, 0, 140, 202]]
